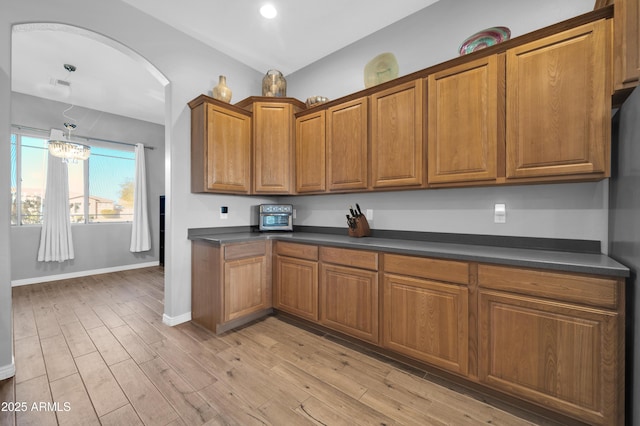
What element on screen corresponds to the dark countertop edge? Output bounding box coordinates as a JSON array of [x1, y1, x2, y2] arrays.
[[187, 227, 630, 278], [188, 225, 602, 253]]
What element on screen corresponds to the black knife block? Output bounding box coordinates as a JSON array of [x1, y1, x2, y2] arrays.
[[348, 216, 371, 238]]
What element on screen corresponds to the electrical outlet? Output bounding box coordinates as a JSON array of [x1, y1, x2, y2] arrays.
[[494, 203, 506, 223], [366, 209, 373, 221], [293, 209, 297, 219]]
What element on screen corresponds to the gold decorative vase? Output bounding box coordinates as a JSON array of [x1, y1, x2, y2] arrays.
[[262, 69, 286, 97], [212, 75, 232, 103]]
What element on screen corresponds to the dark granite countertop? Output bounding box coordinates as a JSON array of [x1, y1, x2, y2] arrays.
[[188, 228, 630, 278]]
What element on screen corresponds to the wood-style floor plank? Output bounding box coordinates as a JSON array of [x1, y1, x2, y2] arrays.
[[59, 321, 96, 358], [15, 375, 57, 426], [39, 335, 77, 382], [139, 357, 220, 424], [110, 358, 180, 425], [0, 377, 16, 426], [74, 351, 128, 417], [32, 306, 61, 339], [10, 266, 559, 426], [98, 404, 143, 426], [85, 325, 130, 366], [109, 324, 157, 365], [14, 336, 46, 384], [12, 308, 38, 341], [49, 373, 100, 426]]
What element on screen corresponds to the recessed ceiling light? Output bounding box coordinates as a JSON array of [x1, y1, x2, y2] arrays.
[[260, 4, 277, 19]]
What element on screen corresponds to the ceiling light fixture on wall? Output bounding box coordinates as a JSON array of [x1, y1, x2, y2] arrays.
[[260, 4, 277, 19], [48, 122, 91, 163]]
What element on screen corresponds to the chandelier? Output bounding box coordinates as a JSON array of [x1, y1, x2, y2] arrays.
[[48, 123, 90, 163], [46, 63, 90, 163]]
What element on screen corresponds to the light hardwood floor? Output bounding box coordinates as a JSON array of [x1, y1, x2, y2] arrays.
[[1, 267, 566, 425]]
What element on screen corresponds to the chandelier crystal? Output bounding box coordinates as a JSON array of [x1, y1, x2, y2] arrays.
[[47, 140, 91, 162], [47, 123, 90, 163]]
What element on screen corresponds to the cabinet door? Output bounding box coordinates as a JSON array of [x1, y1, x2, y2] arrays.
[[275, 256, 319, 321], [320, 263, 378, 343], [253, 102, 293, 193], [371, 80, 424, 188], [295, 110, 326, 193], [326, 98, 368, 191], [224, 256, 270, 321], [479, 290, 622, 425], [611, 0, 639, 91], [506, 20, 610, 180], [202, 102, 251, 193], [383, 274, 468, 375], [428, 56, 500, 184]]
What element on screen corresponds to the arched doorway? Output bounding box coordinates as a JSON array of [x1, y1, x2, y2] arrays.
[[10, 23, 169, 296]]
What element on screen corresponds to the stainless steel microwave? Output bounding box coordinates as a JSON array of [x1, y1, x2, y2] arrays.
[[259, 204, 293, 231]]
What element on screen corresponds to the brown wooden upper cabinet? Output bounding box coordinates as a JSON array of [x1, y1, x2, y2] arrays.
[[370, 80, 425, 188], [295, 110, 326, 193], [237, 98, 304, 194], [614, 0, 640, 92], [596, 0, 640, 93], [427, 56, 502, 185], [505, 20, 611, 181], [189, 96, 252, 194], [326, 97, 369, 192]]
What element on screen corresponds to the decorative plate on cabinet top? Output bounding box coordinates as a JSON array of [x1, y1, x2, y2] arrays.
[[458, 26, 511, 55], [364, 52, 399, 88]]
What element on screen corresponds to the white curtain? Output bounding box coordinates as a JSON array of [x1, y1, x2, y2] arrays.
[[130, 143, 151, 252], [38, 153, 74, 262]]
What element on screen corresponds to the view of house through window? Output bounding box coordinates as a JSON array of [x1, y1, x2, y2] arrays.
[[10, 133, 136, 225]]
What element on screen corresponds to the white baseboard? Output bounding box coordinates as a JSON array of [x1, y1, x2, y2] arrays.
[[11, 261, 160, 287], [163, 312, 191, 326], [0, 357, 15, 380]]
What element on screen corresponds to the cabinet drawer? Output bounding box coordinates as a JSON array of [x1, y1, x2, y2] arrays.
[[224, 241, 267, 261], [320, 246, 378, 270], [276, 241, 318, 260], [384, 254, 469, 285], [478, 264, 620, 309]]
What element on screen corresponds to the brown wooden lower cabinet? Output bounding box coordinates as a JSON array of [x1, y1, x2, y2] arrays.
[[194, 239, 625, 425], [274, 242, 319, 321], [319, 247, 379, 343], [478, 264, 624, 426], [192, 240, 271, 334], [383, 273, 469, 376], [320, 264, 379, 343]]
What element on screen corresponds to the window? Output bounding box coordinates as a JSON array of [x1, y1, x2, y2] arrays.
[[11, 132, 135, 225], [88, 146, 135, 223]]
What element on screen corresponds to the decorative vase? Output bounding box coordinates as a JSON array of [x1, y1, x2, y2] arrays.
[[262, 69, 286, 97], [212, 75, 232, 103]]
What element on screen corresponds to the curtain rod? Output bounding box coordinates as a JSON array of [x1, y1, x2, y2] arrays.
[[11, 124, 155, 150]]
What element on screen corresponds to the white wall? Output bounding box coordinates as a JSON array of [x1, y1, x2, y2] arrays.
[[0, 0, 272, 376], [283, 182, 609, 247], [286, 0, 593, 100], [0, 13, 14, 380]]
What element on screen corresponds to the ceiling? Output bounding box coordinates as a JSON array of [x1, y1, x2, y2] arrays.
[[120, 0, 440, 75], [11, 1, 439, 125]]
